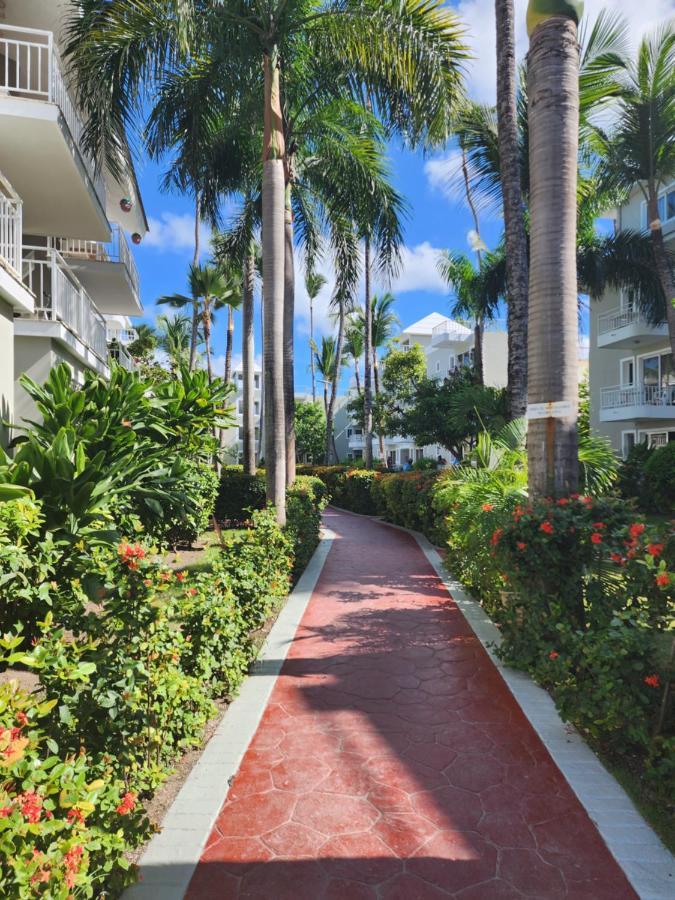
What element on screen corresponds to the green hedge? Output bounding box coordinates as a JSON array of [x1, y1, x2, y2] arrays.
[[215, 466, 267, 523]]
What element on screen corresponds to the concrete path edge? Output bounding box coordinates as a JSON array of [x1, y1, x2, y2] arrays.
[[122, 527, 336, 900], [338, 508, 674, 900]]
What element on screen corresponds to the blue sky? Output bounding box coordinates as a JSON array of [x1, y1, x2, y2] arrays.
[[127, 0, 666, 394]]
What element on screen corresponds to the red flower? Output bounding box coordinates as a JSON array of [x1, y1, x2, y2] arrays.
[[15, 711, 28, 727], [67, 807, 86, 825], [540, 521, 554, 535], [647, 543, 664, 557], [644, 674, 660, 689], [64, 845, 84, 889], [490, 528, 503, 546], [590, 533, 603, 545], [549, 651, 559, 660], [482, 503, 494, 512], [176, 571, 187, 582], [629, 523, 646, 538], [517, 542, 527, 551], [655, 573, 670, 588], [116, 791, 137, 816], [0, 806, 12, 818], [570, 493, 580, 500], [592, 522, 606, 530], [18, 791, 42, 824], [556, 498, 570, 506], [187, 587, 198, 597], [610, 553, 624, 564]]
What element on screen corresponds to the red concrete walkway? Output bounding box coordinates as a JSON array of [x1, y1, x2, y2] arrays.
[[187, 508, 635, 899]]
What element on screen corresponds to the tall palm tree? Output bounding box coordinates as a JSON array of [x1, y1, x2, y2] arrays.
[[526, 0, 582, 496], [362, 293, 399, 460], [305, 271, 327, 404], [495, 0, 529, 419], [156, 313, 192, 373], [314, 336, 340, 417], [594, 24, 675, 357], [362, 236, 374, 469], [344, 318, 365, 396], [158, 264, 239, 383], [126, 323, 157, 363]]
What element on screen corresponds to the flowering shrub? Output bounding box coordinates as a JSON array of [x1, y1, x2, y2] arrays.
[[0, 662, 149, 898], [371, 472, 443, 541]]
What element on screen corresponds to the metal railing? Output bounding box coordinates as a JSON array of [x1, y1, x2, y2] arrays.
[[0, 170, 21, 277], [431, 320, 473, 342], [600, 383, 675, 410], [0, 25, 105, 205], [55, 224, 141, 299], [108, 341, 136, 372], [106, 326, 138, 345], [21, 245, 108, 361]]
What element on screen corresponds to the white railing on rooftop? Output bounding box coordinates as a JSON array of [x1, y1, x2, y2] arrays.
[[600, 383, 675, 411], [0, 170, 21, 277], [55, 224, 140, 298], [22, 245, 108, 361], [0, 25, 105, 206], [431, 320, 473, 342]]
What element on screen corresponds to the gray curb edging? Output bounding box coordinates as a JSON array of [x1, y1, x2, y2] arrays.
[[340, 508, 673, 900], [122, 528, 336, 900]]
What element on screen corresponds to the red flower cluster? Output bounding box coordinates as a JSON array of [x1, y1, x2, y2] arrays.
[[18, 790, 43, 824], [647, 543, 664, 557], [176, 571, 187, 582], [629, 523, 645, 539], [655, 573, 670, 588], [116, 791, 136, 816], [117, 543, 146, 570], [590, 533, 603, 545], [556, 498, 570, 507], [490, 528, 503, 546], [67, 807, 86, 826], [517, 542, 527, 551], [540, 521, 554, 535], [644, 674, 660, 689], [64, 845, 84, 889], [549, 651, 559, 660], [482, 503, 494, 512]]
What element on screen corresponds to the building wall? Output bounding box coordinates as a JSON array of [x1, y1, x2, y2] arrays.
[[483, 331, 509, 388], [0, 299, 14, 445], [14, 337, 93, 425]]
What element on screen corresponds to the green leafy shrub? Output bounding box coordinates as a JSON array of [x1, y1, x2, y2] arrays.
[[618, 441, 654, 503], [643, 442, 675, 514], [165, 462, 220, 547], [286, 476, 328, 578], [215, 466, 267, 523], [371, 472, 441, 539], [0, 663, 149, 899]]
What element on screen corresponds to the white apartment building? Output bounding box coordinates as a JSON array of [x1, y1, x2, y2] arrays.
[[589, 183, 675, 459], [335, 312, 508, 465], [0, 1, 147, 431], [222, 366, 263, 463]]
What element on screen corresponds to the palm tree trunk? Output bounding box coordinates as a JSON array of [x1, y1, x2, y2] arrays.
[[363, 237, 374, 468], [373, 349, 386, 461], [325, 298, 345, 464], [242, 245, 256, 475], [310, 299, 317, 404], [526, 12, 580, 496], [461, 145, 485, 386], [204, 316, 213, 384], [283, 186, 296, 486], [225, 306, 234, 384], [496, 0, 529, 418], [189, 192, 201, 372], [262, 49, 286, 525], [474, 320, 484, 383], [354, 360, 362, 396], [647, 187, 675, 358]]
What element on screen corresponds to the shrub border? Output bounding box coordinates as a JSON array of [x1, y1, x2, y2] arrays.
[[332, 506, 674, 898], [122, 527, 336, 900]]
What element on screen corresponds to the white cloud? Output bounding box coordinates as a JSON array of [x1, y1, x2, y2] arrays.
[[386, 242, 450, 296], [424, 148, 465, 204], [456, 0, 672, 103], [144, 212, 212, 254]]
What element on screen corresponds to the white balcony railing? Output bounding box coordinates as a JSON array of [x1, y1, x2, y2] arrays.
[[22, 245, 108, 361], [108, 342, 136, 372], [598, 307, 644, 335], [431, 320, 473, 342], [0, 170, 21, 277], [0, 25, 105, 205], [601, 384, 675, 411], [55, 225, 141, 299], [106, 326, 138, 345]]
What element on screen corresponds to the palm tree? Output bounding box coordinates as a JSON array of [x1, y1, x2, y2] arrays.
[[344, 318, 365, 396], [158, 264, 239, 383], [126, 323, 157, 363], [305, 271, 327, 404], [495, 0, 529, 419], [156, 314, 192, 373], [314, 336, 340, 418], [362, 237, 374, 470], [594, 24, 675, 357], [437, 251, 498, 385], [526, 0, 582, 496], [355, 293, 399, 461]]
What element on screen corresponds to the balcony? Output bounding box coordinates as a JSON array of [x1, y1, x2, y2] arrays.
[[54, 225, 142, 315], [600, 384, 675, 423], [108, 341, 136, 373], [0, 25, 109, 240], [597, 306, 668, 350], [431, 320, 473, 349], [16, 244, 109, 372], [0, 170, 33, 312], [106, 326, 139, 346]]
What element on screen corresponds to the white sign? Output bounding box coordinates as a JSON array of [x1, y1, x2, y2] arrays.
[[526, 400, 576, 420]]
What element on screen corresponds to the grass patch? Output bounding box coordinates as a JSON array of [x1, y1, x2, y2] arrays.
[[163, 528, 247, 575]]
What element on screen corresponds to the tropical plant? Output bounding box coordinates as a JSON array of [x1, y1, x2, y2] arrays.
[[305, 271, 327, 405], [344, 318, 365, 396], [295, 401, 327, 464], [526, 0, 582, 496], [126, 323, 157, 363], [593, 22, 675, 356], [314, 336, 341, 418], [158, 263, 241, 383], [156, 313, 192, 372]]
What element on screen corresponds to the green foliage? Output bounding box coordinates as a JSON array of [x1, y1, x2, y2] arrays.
[[618, 441, 654, 502], [294, 402, 327, 464], [165, 462, 220, 547], [643, 443, 675, 515], [371, 471, 442, 541], [216, 467, 267, 523]]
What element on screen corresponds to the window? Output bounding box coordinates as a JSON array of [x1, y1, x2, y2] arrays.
[[255, 401, 260, 415], [415, 449, 424, 461], [238, 427, 244, 440], [353, 449, 363, 460], [620, 358, 634, 386], [354, 428, 363, 436], [641, 184, 675, 228], [347, 428, 353, 438], [640, 352, 675, 388], [254, 374, 260, 388], [642, 431, 668, 449], [436, 361, 441, 372]]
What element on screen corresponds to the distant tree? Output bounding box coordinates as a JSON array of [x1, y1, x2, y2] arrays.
[[127, 323, 157, 362], [294, 402, 326, 464]]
